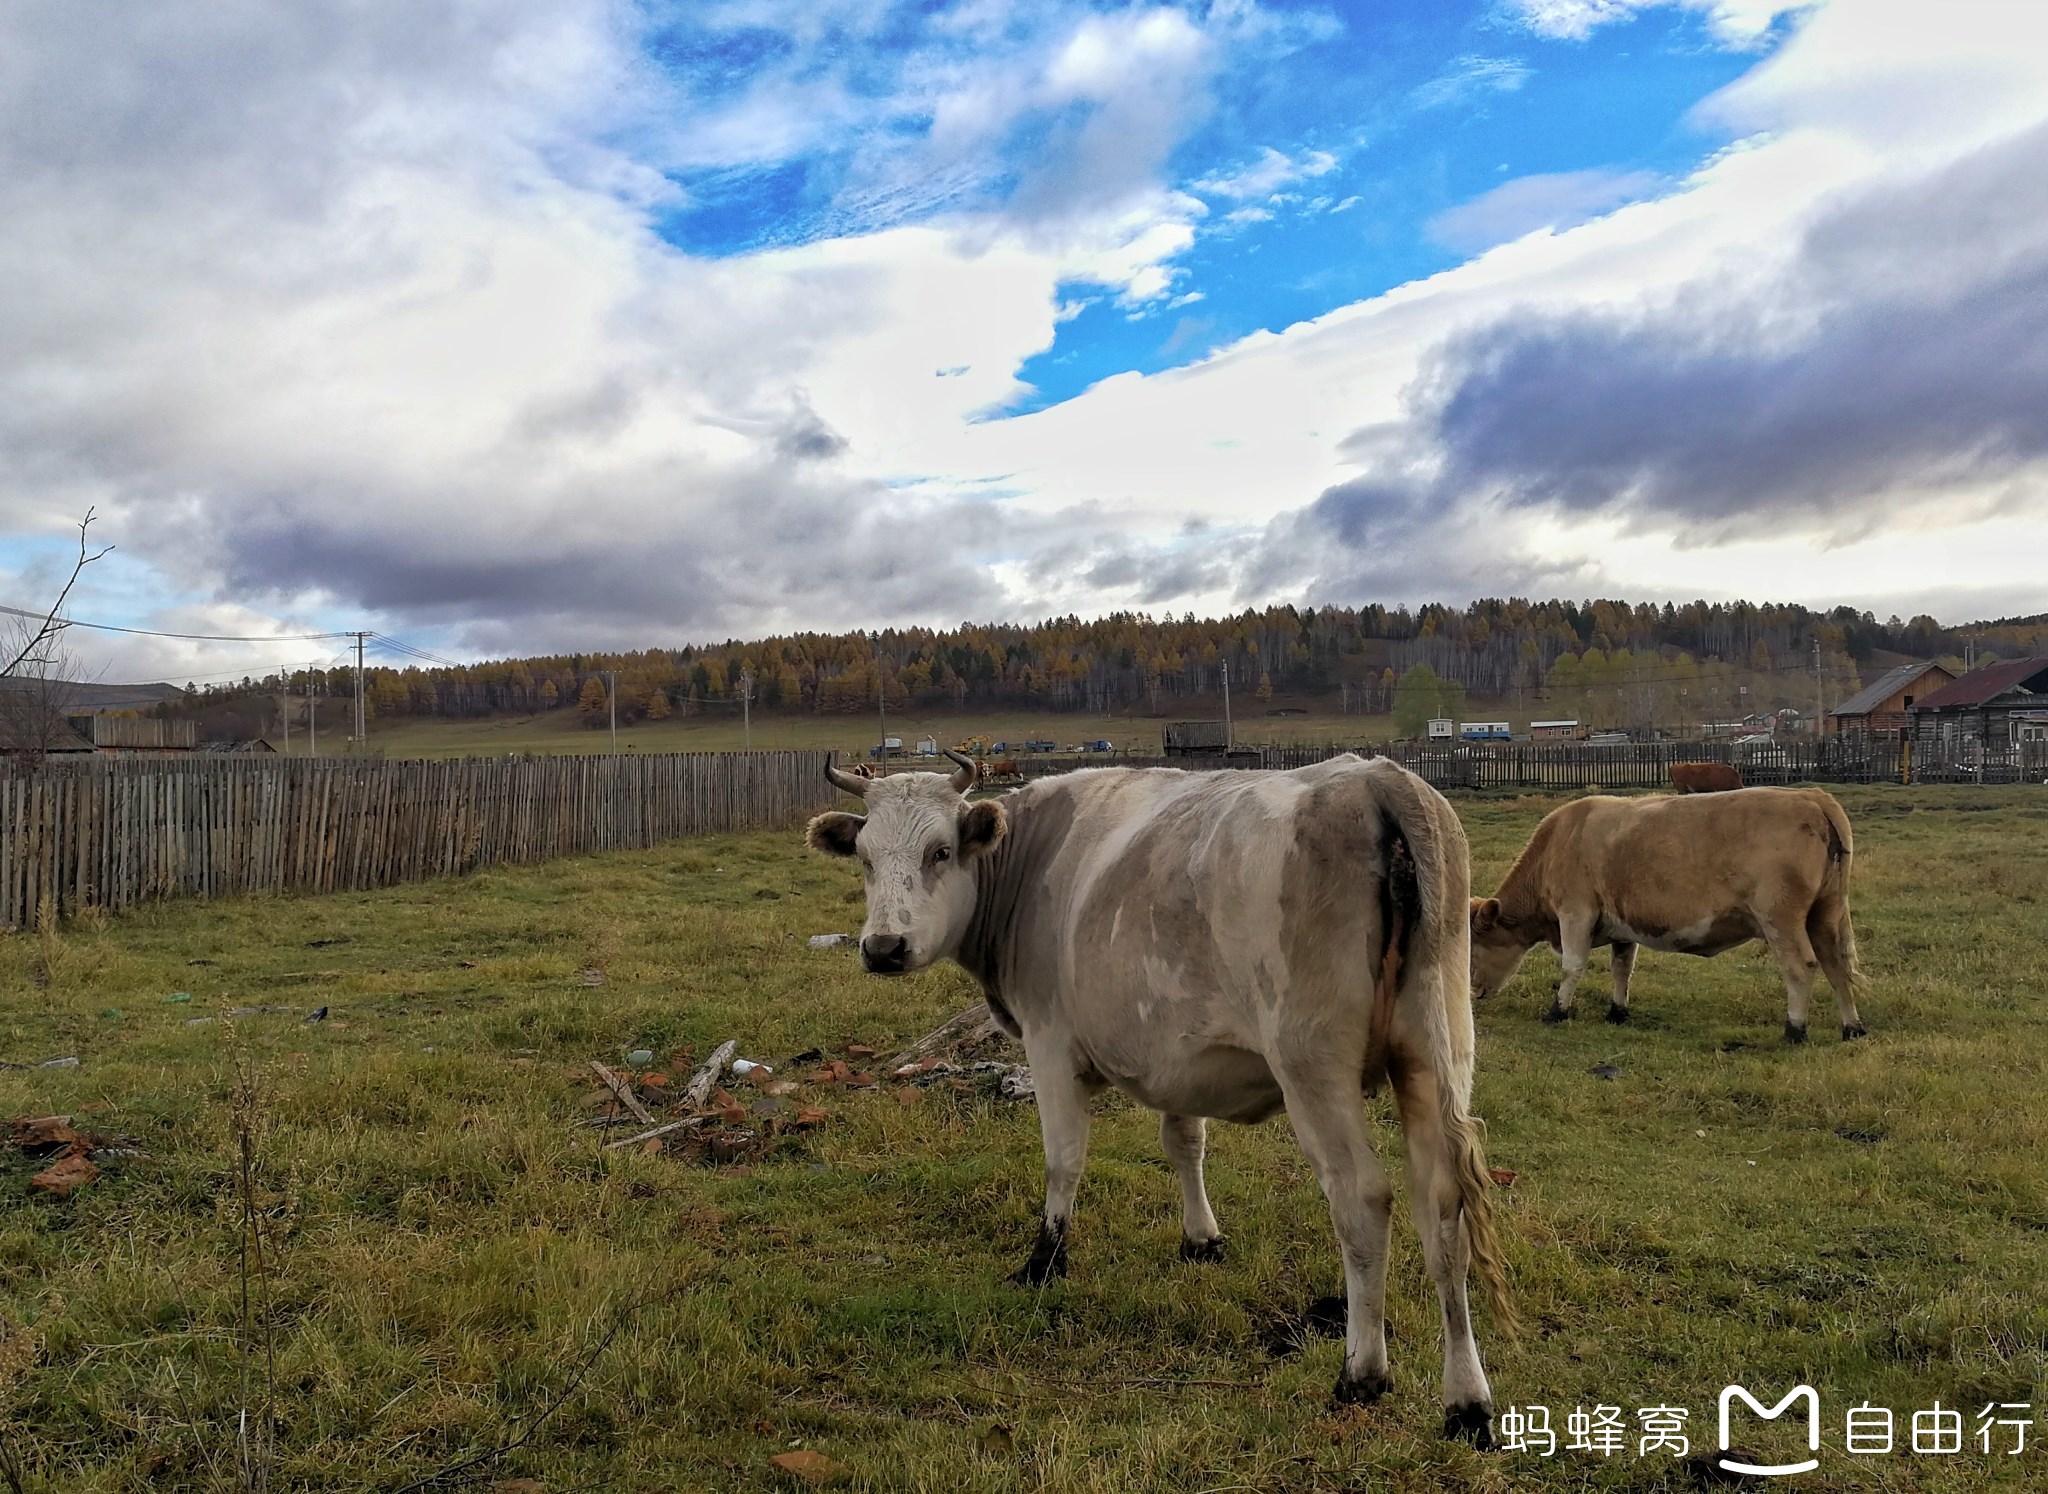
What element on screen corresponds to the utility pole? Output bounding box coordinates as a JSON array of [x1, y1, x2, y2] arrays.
[[1813, 638, 1823, 736], [350, 631, 368, 748], [604, 669, 618, 756], [279, 693, 291, 755], [740, 667, 754, 750], [306, 669, 317, 757], [1221, 657, 1233, 751], [873, 633, 887, 775]]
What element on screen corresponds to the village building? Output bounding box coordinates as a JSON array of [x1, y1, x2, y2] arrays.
[[1825, 660, 1955, 738], [1907, 657, 2048, 747], [1529, 719, 1581, 741]]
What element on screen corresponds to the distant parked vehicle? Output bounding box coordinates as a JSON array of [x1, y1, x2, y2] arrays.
[[1459, 721, 1511, 742], [1025, 739, 1057, 753], [1085, 739, 1114, 753], [869, 736, 904, 759]]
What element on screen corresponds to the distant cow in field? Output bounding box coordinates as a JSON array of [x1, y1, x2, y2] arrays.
[[1470, 788, 1865, 1042], [808, 750, 1511, 1441], [985, 758, 1023, 783], [1670, 761, 1743, 793]]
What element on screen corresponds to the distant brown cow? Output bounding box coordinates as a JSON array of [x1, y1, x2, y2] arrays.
[[1670, 761, 1743, 793], [986, 758, 1023, 783], [1470, 787, 1865, 1042]]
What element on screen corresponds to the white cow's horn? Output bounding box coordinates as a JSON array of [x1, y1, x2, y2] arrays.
[[943, 748, 979, 794], [825, 752, 871, 798]]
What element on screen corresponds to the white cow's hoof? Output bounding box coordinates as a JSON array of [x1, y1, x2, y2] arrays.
[[1178, 1235, 1227, 1264], [1443, 1402, 1495, 1447]]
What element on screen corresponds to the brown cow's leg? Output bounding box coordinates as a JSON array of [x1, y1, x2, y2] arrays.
[[1544, 916, 1595, 1022], [1273, 1057, 1395, 1405], [1809, 895, 1866, 1039], [1161, 1113, 1226, 1261], [1389, 1058, 1495, 1445], [1764, 916, 1822, 1043], [1606, 942, 1637, 1024]]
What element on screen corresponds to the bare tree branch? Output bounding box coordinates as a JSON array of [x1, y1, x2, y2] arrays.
[[2, 510, 113, 681]]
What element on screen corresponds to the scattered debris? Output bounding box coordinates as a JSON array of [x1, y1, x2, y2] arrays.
[[1, 1056, 80, 1070], [227, 1005, 296, 1017], [1589, 1063, 1622, 1081], [305, 1006, 330, 1023], [625, 1048, 655, 1068], [886, 1003, 1006, 1071], [574, 969, 606, 987], [682, 1040, 740, 1110], [185, 1017, 217, 1027], [1834, 1127, 1885, 1144], [591, 1062, 656, 1126], [164, 992, 192, 1004], [790, 1048, 823, 1064], [459, 959, 480, 969], [31, 1151, 98, 1198], [767, 1450, 848, 1484], [8, 1113, 145, 1198], [1488, 1167, 1519, 1187], [808, 934, 853, 949], [731, 1058, 772, 1079]]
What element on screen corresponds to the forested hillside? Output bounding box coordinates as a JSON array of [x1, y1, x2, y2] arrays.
[[165, 598, 2045, 738]]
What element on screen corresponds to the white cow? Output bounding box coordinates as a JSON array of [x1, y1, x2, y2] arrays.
[[807, 749, 1512, 1441]]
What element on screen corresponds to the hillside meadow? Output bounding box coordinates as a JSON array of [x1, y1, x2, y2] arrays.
[[1, 784, 2044, 1490]]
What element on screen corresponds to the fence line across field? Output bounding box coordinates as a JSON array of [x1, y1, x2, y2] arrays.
[[3, 737, 2042, 928], [1014, 737, 2048, 790], [0, 751, 838, 929]]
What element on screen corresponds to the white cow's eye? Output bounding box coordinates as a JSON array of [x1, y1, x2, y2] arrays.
[[930, 846, 951, 864]]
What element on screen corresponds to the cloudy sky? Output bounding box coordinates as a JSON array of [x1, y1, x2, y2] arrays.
[[3, 0, 2045, 682]]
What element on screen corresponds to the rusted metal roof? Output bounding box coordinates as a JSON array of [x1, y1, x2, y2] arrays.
[[1909, 657, 2048, 711]]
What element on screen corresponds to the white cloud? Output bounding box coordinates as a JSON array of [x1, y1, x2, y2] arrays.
[[1427, 167, 1664, 251], [1193, 145, 1339, 199], [4, 0, 2048, 679], [1504, 0, 1807, 46], [1411, 55, 1532, 111]]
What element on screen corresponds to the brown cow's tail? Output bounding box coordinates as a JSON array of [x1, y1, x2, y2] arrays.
[[1812, 792, 1866, 1000], [1365, 759, 1516, 1335]]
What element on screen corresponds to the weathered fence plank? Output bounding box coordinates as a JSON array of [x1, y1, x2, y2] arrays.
[[0, 750, 838, 928]]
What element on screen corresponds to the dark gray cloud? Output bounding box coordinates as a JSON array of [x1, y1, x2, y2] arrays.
[[1252, 117, 2048, 597]]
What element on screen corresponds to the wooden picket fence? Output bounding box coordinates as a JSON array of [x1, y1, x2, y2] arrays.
[[0, 751, 836, 929]]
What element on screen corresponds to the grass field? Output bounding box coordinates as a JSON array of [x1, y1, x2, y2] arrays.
[[358, 702, 1397, 761], [3, 785, 2046, 1490]]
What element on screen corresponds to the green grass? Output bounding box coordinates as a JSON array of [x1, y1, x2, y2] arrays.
[[357, 702, 1396, 761], [2, 786, 2045, 1490]]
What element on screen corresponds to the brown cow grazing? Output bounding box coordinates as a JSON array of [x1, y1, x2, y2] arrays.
[[1670, 761, 1743, 793], [1470, 788, 1865, 1042]]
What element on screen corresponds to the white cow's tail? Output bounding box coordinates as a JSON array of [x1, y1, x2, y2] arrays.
[[1366, 758, 1516, 1334]]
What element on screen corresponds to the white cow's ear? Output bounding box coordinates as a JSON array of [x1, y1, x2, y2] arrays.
[[806, 811, 865, 857], [959, 799, 1008, 859]]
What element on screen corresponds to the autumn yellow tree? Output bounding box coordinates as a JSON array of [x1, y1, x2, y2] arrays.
[[577, 676, 608, 726], [644, 688, 671, 721]]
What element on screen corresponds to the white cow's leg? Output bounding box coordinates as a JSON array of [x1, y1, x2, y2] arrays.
[[1765, 914, 1822, 1044], [1606, 941, 1638, 1025], [1160, 1113, 1225, 1261], [1543, 916, 1595, 1022], [1274, 1058, 1395, 1403], [1391, 1058, 1495, 1445], [1011, 1041, 1093, 1286]]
